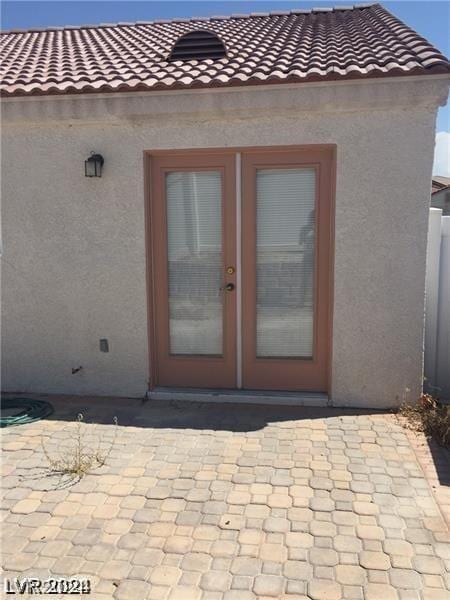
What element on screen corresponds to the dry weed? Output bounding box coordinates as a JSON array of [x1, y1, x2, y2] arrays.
[[41, 413, 118, 480], [399, 394, 450, 448]]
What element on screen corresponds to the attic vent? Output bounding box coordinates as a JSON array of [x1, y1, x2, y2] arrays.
[[169, 31, 226, 61]]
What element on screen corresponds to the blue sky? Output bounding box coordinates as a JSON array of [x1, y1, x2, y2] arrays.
[[2, 1, 449, 175]]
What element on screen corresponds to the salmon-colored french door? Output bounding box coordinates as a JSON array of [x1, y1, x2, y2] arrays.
[[147, 147, 334, 392], [149, 152, 237, 388], [241, 148, 334, 391]]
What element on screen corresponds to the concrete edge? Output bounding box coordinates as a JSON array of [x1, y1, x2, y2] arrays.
[[147, 387, 329, 407]]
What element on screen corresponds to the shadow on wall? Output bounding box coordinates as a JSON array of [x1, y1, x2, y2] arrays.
[[2, 392, 383, 433]]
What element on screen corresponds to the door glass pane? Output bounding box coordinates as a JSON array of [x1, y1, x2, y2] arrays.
[[166, 171, 223, 355], [256, 168, 316, 358]]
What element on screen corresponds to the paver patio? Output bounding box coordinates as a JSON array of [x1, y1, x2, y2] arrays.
[[1, 396, 449, 599]]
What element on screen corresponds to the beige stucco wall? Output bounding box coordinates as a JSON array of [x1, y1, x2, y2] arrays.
[[2, 77, 448, 407]]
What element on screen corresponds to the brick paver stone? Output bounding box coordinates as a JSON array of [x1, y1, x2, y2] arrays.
[[131, 550, 162, 570], [283, 560, 313, 580], [253, 574, 284, 596], [168, 586, 201, 600], [263, 517, 290, 533], [239, 529, 264, 545], [308, 579, 342, 600], [389, 568, 423, 589], [114, 579, 152, 600], [356, 525, 385, 541], [309, 548, 339, 567], [334, 535, 362, 553], [259, 543, 288, 562], [149, 565, 182, 586], [360, 551, 391, 570], [2, 399, 449, 600], [335, 564, 366, 585], [200, 571, 232, 592], [383, 539, 414, 556], [181, 552, 212, 573], [99, 560, 130, 580], [412, 556, 444, 575], [285, 532, 314, 548], [164, 536, 193, 554], [231, 557, 262, 576], [364, 583, 399, 600], [11, 499, 41, 514]]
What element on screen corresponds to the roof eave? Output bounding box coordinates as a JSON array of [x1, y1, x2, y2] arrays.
[[2, 66, 450, 99]]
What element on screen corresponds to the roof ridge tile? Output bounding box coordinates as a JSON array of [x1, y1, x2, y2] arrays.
[[0, 4, 379, 35]]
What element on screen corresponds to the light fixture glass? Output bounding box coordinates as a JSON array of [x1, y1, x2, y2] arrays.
[[85, 152, 104, 177]]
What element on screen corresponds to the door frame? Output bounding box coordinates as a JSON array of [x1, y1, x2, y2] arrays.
[[144, 145, 336, 392]]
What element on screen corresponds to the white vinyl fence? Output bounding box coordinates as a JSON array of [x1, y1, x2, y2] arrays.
[[425, 208, 450, 401]]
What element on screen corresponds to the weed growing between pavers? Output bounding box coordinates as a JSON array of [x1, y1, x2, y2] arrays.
[[41, 413, 118, 484]]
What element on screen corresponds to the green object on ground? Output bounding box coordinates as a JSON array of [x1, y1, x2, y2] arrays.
[[1, 398, 54, 428]]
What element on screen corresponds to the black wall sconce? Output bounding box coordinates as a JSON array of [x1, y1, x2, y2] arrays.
[[85, 152, 104, 177]]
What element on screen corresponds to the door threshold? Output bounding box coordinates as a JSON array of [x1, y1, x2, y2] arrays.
[[147, 387, 329, 407]]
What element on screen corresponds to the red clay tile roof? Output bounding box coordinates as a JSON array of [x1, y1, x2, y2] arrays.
[[1, 3, 449, 97]]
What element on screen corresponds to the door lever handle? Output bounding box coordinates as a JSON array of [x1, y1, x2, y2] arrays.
[[220, 283, 235, 292]]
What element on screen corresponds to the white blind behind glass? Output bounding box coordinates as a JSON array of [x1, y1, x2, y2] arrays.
[[256, 168, 316, 358], [166, 171, 223, 355]]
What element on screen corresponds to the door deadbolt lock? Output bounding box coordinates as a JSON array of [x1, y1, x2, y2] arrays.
[[220, 283, 235, 292], [226, 266, 235, 275]]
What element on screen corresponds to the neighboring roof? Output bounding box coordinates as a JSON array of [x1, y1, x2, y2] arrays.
[[1, 3, 449, 98], [431, 183, 450, 215], [432, 177, 450, 194], [432, 176, 450, 188], [432, 180, 450, 195]]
